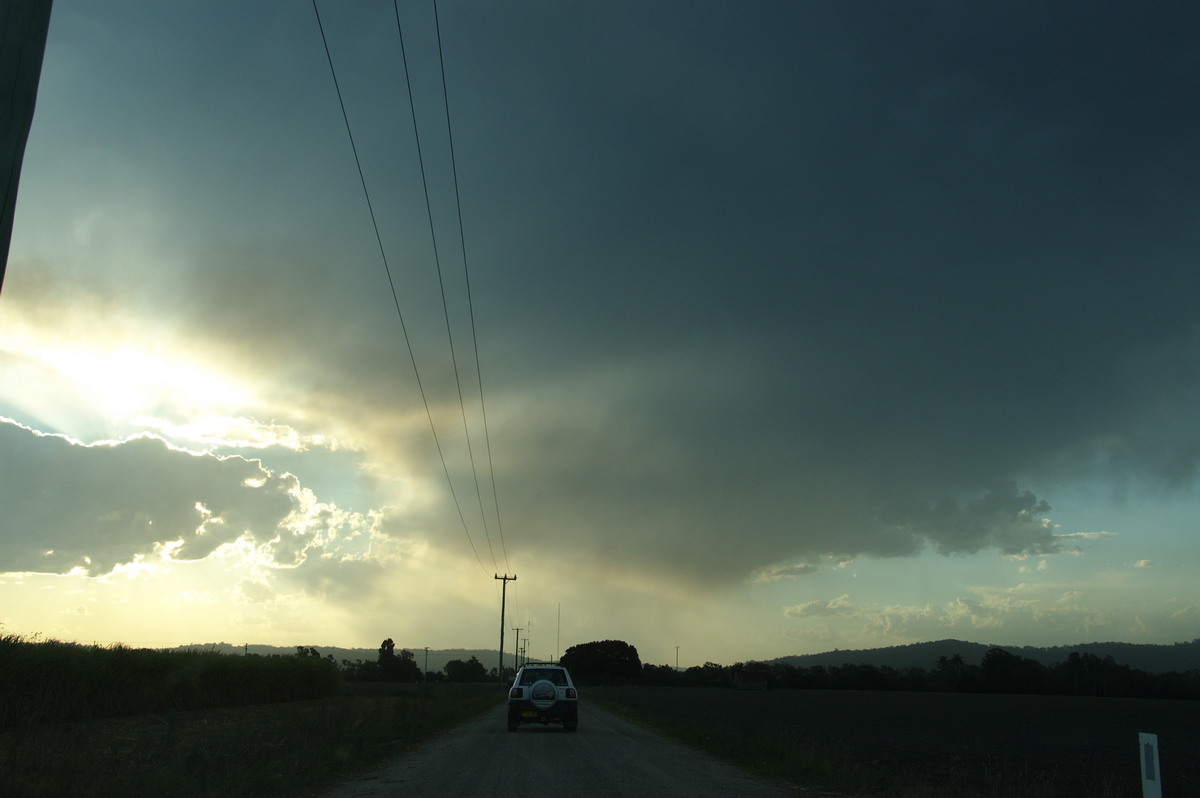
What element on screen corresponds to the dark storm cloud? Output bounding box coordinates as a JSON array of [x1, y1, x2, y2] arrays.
[[423, 2, 1200, 578], [20, 2, 1200, 586], [198, 1, 1200, 580]]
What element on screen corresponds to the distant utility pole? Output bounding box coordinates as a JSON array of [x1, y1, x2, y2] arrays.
[[495, 574, 516, 687], [423, 646, 430, 681], [513, 626, 523, 670], [676, 646, 680, 670]]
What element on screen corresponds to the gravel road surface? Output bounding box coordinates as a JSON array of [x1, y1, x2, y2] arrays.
[[324, 701, 798, 798]]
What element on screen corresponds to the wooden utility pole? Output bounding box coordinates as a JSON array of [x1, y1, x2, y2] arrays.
[[495, 573, 515, 687], [1, 0, 54, 292], [512, 626, 522, 670]]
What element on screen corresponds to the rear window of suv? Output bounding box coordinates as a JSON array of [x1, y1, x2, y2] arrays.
[[519, 668, 567, 686]]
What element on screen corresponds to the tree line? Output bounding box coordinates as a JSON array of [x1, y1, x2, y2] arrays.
[[301, 639, 503, 683], [638, 648, 1200, 699], [1, 634, 339, 730], [302, 636, 1200, 699]]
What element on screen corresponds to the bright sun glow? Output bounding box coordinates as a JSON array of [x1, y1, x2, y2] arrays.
[[27, 340, 253, 420]]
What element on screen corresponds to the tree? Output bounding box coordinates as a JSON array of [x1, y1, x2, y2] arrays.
[[980, 647, 1049, 694], [641, 662, 679, 686], [489, 665, 516, 684], [1052, 652, 1137, 697], [932, 654, 978, 692], [561, 640, 642, 685], [444, 656, 487, 683], [377, 638, 421, 682], [681, 661, 731, 688], [341, 658, 379, 681]]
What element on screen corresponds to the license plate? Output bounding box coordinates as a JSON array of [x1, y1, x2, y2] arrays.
[[522, 711, 538, 718]]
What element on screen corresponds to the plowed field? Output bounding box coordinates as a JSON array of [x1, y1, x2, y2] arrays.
[[589, 686, 1199, 796]]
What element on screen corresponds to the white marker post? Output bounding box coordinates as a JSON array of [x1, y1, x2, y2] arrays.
[[1139, 732, 1162, 798]]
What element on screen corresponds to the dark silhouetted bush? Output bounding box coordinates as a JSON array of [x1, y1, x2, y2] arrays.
[[562, 640, 642, 685], [0, 634, 339, 729]]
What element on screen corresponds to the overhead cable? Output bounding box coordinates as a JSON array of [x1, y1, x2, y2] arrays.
[[312, 0, 490, 576], [433, 0, 511, 571], [392, 0, 501, 573]]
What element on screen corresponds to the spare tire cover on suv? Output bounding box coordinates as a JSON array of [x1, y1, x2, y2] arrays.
[[529, 679, 558, 709]]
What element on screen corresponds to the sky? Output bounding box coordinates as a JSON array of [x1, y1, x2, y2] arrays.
[[3, 1, 1199, 668]]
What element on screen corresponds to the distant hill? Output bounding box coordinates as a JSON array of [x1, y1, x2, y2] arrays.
[[769, 639, 1200, 674], [164, 643, 540, 675]]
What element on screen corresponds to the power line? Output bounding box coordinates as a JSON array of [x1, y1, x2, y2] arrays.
[[311, 0, 489, 576], [432, 0, 510, 572], [391, 0, 499, 574]]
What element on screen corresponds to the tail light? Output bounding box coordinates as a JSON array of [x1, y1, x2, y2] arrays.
[[565, 688, 577, 699], [510, 688, 522, 698]]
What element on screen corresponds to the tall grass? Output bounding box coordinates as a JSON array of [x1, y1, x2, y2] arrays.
[[0, 634, 338, 729], [587, 688, 1132, 798], [0, 685, 502, 797], [1, 634, 502, 796], [588, 691, 886, 795]]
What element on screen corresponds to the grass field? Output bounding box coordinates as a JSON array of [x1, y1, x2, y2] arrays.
[[0, 683, 502, 798], [0, 635, 509, 796], [587, 686, 1198, 797], [3, 631, 1193, 797], [0, 635, 340, 728]]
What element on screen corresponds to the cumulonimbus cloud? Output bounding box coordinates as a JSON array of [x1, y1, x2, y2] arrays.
[[0, 418, 305, 576]]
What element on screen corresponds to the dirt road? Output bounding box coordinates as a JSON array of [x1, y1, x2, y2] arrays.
[[323, 701, 797, 798]]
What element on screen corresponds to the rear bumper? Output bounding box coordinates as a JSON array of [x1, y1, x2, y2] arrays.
[[508, 701, 578, 724]]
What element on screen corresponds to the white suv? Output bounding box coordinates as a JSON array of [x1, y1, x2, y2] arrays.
[[507, 662, 579, 732]]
